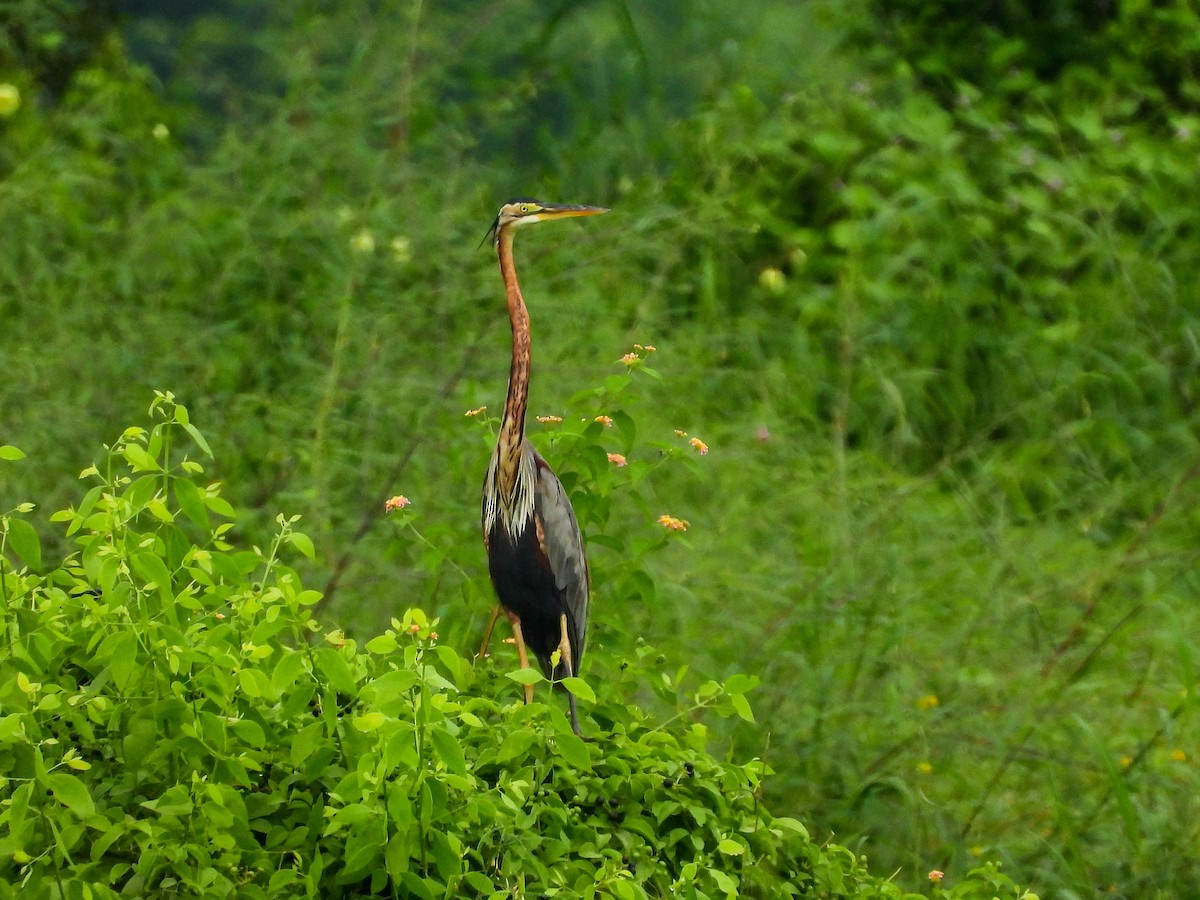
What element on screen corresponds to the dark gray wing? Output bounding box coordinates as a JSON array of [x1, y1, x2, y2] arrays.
[[532, 449, 590, 671]]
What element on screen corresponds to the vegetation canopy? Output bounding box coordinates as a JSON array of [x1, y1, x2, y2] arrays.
[[1, 1, 1198, 896]]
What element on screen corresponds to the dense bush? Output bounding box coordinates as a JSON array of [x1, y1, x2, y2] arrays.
[[0, 0, 118, 97], [0, 398, 1032, 898], [857, 0, 1200, 114], [661, 69, 1200, 507], [639, 15, 1200, 891]]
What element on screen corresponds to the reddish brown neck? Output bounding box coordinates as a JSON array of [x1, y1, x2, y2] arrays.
[[496, 227, 530, 491]]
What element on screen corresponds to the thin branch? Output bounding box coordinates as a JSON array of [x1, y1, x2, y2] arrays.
[[314, 322, 492, 618], [1040, 455, 1200, 677]]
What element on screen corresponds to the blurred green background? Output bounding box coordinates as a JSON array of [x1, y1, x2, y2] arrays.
[[2, 0, 1199, 894]]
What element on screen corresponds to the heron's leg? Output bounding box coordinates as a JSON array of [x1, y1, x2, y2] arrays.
[[477, 604, 502, 658], [506, 610, 535, 704], [555, 613, 575, 677], [557, 613, 582, 736]]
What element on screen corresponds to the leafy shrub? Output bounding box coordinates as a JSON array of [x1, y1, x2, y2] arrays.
[[0, 396, 1032, 898], [641, 25, 1200, 895], [660, 71, 1200, 514], [0, 0, 118, 98], [855, 0, 1200, 114]]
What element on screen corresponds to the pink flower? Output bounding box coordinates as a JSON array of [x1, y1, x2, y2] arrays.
[[607, 453, 628, 467], [594, 415, 613, 427], [928, 870, 944, 884], [385, 495, 411, 512]]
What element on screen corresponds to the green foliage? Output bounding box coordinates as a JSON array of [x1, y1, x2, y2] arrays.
[[3, 1, 1200, 896], [663, 69, 1200, 508], [0, 400, 1030, 898], [646, 24, 1200, 895], [856, 0, 1200, 114], [0, 0, 118, 97]]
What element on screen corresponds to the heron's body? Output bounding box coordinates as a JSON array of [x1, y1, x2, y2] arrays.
[[483, 443, 587, 680], [480, 198, 607, 735]]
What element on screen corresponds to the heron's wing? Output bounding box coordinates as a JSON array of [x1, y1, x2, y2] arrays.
[[532, 449, 590, 670]]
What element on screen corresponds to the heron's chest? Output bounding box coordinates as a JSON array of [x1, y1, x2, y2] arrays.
[[483, 444, 538, 539]]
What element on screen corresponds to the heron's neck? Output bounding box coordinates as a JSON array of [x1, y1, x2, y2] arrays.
[[496, 229, 530, 493]]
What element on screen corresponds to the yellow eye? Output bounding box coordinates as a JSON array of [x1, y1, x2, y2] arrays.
[[518, 203, 532, 213]]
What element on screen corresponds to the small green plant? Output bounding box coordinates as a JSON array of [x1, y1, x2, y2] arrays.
[[0, 396, 1033, 898]]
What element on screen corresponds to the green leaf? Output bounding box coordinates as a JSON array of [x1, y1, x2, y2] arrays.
[[0, 445, 25, 461], [131, 550, 173, 601], [366, 634, 397, 654], [123, 444, 160, 472], [0, 714, 27, 743], [173, 477, 210, 528], [560, 677, 596, 704], [205, 492, 236, 519], [353, 712, 387, 732], [368, 669, 420, 699], [494, 729, 537, 763], [723, 673, 760, 695], [730, 693, 755, 723], [271, 650, 307, 694], [342, 818, 386, 881], [314, 647, 359, 695], [146, 498, 175, 522], [554, 731, 592, 770], [430, 829, 463, 881], [291, 722, 324, 767], [717, 838, 744, 855], [429, 727, 467, 776], [288, 530, 316, 560], [5, 518, 41, 569], [45, 772, 95, 819], [120, 715, 158, 776], [238, 667, 271, 698], [182, 422, 213, 458], [505, 667, 545, 686], [108, 632, 141, 692]]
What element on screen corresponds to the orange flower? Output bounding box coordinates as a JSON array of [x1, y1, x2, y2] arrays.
[[594, 415, 613, 427], [657, 515, 690, 532], [608, 453, 628, 467], [928, 870, 944, 884], [619, 352, 639, 366], [689, 437, 709, 455], [385, 495, 412, 512]]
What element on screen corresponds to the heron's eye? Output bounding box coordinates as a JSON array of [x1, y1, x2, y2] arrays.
[[518, 203, 533, 214]]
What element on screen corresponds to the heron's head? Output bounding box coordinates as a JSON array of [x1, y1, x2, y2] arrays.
[[485, 198, 609, 246]]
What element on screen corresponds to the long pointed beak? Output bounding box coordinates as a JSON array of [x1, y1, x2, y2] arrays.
[[536, 203, 610, 220]]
